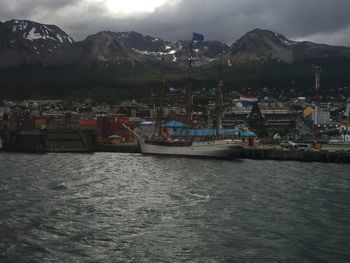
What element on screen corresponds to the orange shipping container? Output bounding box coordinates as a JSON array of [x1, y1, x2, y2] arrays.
[[80, 119, 97, 128]]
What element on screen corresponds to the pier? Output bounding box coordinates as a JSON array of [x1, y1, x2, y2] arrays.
[[1, 128, 349, 163], [231, 145, 350, 164]]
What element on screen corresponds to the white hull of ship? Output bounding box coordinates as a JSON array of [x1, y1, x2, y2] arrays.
[[139, 139, 242, 158]]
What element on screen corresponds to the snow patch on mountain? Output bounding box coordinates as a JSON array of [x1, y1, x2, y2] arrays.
[[23, 27, 56, 41], [56, 34, 63, 43], [133, 48, 164, 56], [281, 39, 296, 46], [12, 21, 28, 32], [43, 25, 53, 32], [274, 33, 297, 46]]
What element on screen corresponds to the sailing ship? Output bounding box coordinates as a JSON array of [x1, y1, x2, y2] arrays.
[[137, 33, 243, 158]]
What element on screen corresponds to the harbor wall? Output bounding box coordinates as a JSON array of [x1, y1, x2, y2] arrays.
[[1, 128, 349, 163], [46, 129, 95, 152], [0, 128, 95, 153], [0, 130, 46, 152], [231, 148, 350, 163]]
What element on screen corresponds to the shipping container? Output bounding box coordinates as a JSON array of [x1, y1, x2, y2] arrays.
[[80, 119, 97, 129]]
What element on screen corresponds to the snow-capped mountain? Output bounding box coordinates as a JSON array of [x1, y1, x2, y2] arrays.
[[1, 20, 350, 101], [229, 28, 350, 64], [113, 31, 229, 65], [7, 19, 74, 45], [0, 19, 74, 67], [1, 19, 350, 68]]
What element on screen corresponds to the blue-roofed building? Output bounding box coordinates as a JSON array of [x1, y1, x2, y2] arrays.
[[138, 120, 258, 147], [161, 121, 256, 139], [162, 121, 185, 128]]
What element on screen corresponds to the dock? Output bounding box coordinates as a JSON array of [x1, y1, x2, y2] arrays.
[[231, 145, 350, 164], [93, 143, 350, 164], [1, 129, 349, 163]]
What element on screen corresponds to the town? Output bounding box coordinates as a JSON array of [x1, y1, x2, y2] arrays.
[[1, 83, 350, 162]]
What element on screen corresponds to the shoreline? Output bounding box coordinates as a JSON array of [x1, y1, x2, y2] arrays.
[[1, 144, 350, 164]]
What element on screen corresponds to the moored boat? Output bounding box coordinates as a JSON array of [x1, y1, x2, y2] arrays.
[[139, 138, 242, 158], [136, 33, 247, 158]]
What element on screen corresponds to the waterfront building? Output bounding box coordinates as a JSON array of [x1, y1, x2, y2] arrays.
[[222, 103, 296, 136], [311, 108, 331, 125], [345, 98, 350, 119]]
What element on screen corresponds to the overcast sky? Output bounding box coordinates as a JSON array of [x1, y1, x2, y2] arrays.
[[1, 0, 350, 46]]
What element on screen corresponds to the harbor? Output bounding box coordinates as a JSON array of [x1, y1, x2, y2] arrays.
[[1, 99, 350, 163], [1, 40, 350, 162], [2, 3, 350, 262], [1, 126, 349, 163]]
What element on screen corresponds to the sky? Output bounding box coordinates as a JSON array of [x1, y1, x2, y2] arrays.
[[1, 0, 350, 46]]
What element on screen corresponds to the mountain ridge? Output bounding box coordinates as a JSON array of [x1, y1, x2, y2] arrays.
[[0, 19, 350, 101], [229, 28, 350, 64], [1, 19, 350, 68]]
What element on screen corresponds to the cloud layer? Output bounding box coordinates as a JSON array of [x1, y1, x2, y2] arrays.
[[1, 0, 350, 46]]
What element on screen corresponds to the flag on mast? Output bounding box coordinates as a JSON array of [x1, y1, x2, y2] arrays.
[[192, 32, 204, 41], [240, 94, 258, 106]]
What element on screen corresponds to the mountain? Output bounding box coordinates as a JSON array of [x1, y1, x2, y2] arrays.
[[57, 31, 152, 66], [229, 28, 350, 64], [0, 21, 158, 68], [115, 31, 166, 53], [114, 31, 229, 65], [0, 19, 74, 67], [2, 20, 349, 68], [0, 20, 350, 101], [0, 19, 229, 68]]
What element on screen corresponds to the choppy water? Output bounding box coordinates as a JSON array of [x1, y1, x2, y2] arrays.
[[0, 153, 350, 262]]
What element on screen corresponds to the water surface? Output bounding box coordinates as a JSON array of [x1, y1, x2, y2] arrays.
[[0, 153, 349, 262]]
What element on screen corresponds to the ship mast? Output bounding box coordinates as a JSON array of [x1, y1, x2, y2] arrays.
[[215, 50, 224, 138], [153, 52, 166, 138], [185, 41, 194, 143]]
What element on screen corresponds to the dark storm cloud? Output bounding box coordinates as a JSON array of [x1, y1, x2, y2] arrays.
[[135, 0, 350, 45], [1, 0, 350, 46], [0, 0, 80, 19]]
